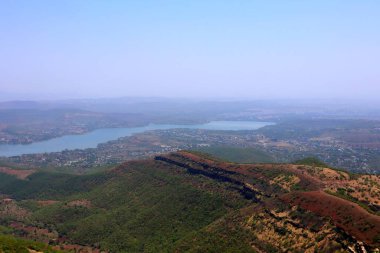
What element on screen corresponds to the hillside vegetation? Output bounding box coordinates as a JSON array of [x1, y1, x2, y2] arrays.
[[0, 151, 379, 252], [0, 234, 60, 253]]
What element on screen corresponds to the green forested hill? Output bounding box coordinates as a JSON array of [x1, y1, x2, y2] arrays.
[[31, 165, 246, 252], [0, 159, 250, 252]]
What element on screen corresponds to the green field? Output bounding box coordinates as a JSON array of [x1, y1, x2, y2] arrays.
[[195, 146, 275, 163]]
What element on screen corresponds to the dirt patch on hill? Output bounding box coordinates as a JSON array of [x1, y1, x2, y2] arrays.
[[0, 199, 30, 220], [9, 221, 58, 242], [67, 199, 92, 208], [0, 167, 36, 180], [37, 200, 59, 206], [53, 244, 103, 253]]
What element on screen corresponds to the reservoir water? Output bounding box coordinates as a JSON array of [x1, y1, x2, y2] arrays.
[[0, 121, 273, 157]]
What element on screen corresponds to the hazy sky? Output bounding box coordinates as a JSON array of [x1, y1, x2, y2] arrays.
[[0, 1, 379, 100]]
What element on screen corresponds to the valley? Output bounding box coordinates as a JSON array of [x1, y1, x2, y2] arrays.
[[2, 118, 380, 175]]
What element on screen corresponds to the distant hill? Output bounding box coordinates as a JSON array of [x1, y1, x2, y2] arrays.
[[0, 151, 379, 252], [0, 100, 42, 110]]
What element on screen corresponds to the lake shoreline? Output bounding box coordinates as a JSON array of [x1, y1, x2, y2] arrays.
[[0, 121, 274, 157]]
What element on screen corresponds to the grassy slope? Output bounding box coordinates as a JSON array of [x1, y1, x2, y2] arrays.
[[195, 146, 274, 163], [294, 157, 330, 167], [173, 211, 257, 253]]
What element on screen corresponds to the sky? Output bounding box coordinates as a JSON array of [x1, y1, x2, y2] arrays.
[[0, 0, 379, 101]]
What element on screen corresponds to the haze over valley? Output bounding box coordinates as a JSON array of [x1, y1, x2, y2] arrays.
[[0, 1, 380, 252]]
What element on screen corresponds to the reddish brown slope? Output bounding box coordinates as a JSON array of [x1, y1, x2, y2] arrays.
[[282, 191, 380, 245], [0, 167, 36, 179]]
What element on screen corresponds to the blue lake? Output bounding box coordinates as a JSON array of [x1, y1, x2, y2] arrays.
[[0, 121, 273, 157]]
